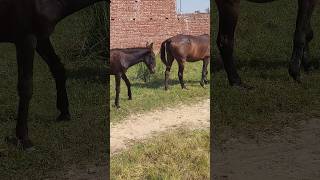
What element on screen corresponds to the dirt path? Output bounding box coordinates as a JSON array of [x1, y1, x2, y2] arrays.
[[111, 99, 210, 154], [213, 118, 320, 180]]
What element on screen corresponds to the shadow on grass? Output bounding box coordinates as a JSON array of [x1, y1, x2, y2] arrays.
[[67, 66, 107, 85], [238, 58, 288, 69], [131, 77, 202, 89], [213, 57, 320, 73]]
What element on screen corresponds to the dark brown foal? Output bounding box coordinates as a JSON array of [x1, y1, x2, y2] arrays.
[[160, 34, 210, 90], [110, 43, 156, 108], [215, 0, 318, 87]]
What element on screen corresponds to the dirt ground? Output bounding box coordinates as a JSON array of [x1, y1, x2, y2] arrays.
[[213, 118, 320, 180], [110, 99, 210, 155]]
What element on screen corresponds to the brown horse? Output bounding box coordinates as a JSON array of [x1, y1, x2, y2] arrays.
[[110, 43, 156, 108], [160, 34, 210, 90], [0, 0, 107, 150], [215, 0, 318, 88]]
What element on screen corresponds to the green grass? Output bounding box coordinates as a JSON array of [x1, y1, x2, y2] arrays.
[[111, 129, 210, 180], [0, 6, 107, 179], [110, 57, 210, 123], [212, 0, 320, 143], [109, 10, 211, 180]]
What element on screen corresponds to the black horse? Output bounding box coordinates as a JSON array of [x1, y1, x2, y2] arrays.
[[110, 43, 156, 108], [215, 0, 318, 87], [0, 0, 106, 150]]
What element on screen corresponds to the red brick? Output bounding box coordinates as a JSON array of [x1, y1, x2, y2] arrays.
[[110, 0, 210, 52]]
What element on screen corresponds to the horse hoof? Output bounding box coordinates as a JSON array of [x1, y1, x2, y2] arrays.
[[128, 97, 132, 100], [113, 104, 120, 109], [200, 82, 205, 88], [288, 69, 301, 83], [21, 140, 35, 151], [5, 136, 34, 151], [56, 113, 71, 122]]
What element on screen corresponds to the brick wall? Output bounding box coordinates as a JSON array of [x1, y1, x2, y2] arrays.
[[110, 0, 210, 52]]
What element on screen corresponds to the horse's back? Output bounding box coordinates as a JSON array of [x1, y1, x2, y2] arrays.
[[0, 0, 62, 42], [168, 34, 210, 60]]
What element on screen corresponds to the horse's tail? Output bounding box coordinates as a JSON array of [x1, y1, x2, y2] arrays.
[[160, 40, 169, 66]]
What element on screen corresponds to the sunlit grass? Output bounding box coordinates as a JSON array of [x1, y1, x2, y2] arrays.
[[110, 56, 210, 123], [111, 129, 210, 180]]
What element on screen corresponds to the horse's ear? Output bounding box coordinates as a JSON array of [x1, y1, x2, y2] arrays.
[[146, 42, 149, 47]]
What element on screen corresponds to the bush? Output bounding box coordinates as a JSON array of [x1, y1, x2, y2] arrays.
[[136, 63, 151, 82]]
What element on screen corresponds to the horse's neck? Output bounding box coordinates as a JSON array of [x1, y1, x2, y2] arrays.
[[125, 49, 149, 68], [59, 0, 104, 20]]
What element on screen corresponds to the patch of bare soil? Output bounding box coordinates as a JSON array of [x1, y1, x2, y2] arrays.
[[111, 99, 210, 154], [213, 118, 320, 180]]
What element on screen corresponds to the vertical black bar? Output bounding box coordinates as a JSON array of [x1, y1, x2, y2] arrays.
[[106, 1, 111, 179]]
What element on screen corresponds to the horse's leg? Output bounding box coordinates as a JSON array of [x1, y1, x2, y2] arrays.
[[36, 38, 70, 121], [289, 0, 316, 82], [115, 74, 121, 108], [204, 58, 210, 84], [121, 73, 132, 100], [164, 52, 174, 90], [201, 57, 210, 87], [11, 35, 37, 150], [301, 21, 313, 73], [215, 0, 242, 87], [178, 59, 187, 89]]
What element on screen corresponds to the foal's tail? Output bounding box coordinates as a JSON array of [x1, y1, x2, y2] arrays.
[[160, 39, 170, 66]]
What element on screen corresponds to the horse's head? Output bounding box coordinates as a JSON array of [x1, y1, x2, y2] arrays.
[[144, 42, 156, 74]]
